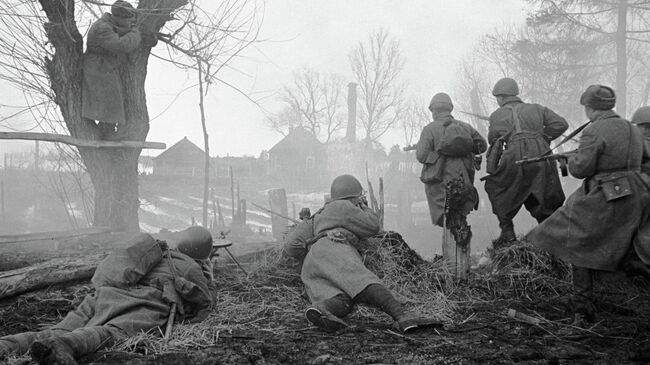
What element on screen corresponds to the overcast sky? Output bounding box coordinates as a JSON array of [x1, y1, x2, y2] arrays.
[[0, 0, 527, 157]]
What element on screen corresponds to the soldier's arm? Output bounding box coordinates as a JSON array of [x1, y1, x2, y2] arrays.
[[568, 128, 603, 179], [177, 263, 213, 323], [469, 126, 487, 154], [541, 107, 569, 141], [415, 126, 435, 164], [95, 23, 141, 54], [487, 111, 509, 145], [341, 202, 381, 239], [283, 219, 314, 261]]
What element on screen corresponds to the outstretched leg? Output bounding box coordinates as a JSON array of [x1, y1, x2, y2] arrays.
[[305, 294, 353, 332]]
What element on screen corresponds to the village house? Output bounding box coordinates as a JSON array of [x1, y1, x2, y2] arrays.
[[267, 126, 327, 190], [152, 137, 205, 178]]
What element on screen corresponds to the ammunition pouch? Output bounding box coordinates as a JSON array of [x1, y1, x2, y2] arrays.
[[597, 172, 633, 202], [485, 137, 506, 175]]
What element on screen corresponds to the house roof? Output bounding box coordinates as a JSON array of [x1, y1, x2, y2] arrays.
[[154, 137, 205, 164], [268, 126, 323, 155]]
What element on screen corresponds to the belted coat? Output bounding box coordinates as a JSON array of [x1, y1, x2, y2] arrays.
[[82, 13, 141, 125], [415, 112, 487, 226], [526, 110, 650, 271], [283, 199, 382, 303], [484, 97, 568, 219]]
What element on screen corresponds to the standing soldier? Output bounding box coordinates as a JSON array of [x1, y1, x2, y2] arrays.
[[484, 78, 568, 243], [632, 106, 650, 175], [526, 85, 650, 321], [415, 93, 487, 227], [82, 0, 141, 140]]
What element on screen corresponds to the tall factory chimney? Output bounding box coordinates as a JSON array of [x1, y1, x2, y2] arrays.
[[346, 82, 357, 143]]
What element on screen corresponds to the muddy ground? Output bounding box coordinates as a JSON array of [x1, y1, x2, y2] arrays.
[[1, 242, 649, 365]]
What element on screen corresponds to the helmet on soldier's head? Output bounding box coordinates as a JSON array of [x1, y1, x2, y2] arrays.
[[111, 0, 135, 19], [580, 85, 616, 110], [330, 174, 363, 200], [632, 106, 650, 125], [492, 78, 519, 96], [428, 92, 453, 112], [175, 226, 213, 260]]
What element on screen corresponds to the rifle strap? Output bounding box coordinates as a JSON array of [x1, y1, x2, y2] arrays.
[[551, 120, 591, 154], [504, 104, 522, 134]]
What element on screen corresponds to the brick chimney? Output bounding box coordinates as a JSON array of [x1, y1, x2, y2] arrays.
[[346, 82, 357, 143]]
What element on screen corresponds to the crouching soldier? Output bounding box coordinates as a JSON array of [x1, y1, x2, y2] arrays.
[[0, 226, 214, 365], [284, 174, 439, 333], [526, 85, 650, 321]]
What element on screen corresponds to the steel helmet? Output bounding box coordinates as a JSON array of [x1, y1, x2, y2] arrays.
[[632, 106, 650, 125], [492, 78, 519, 96], [428, 92, 454, 112], [175, 226, 213, 260], [111, 0, 135, 19], [330, 174, 363, 200]]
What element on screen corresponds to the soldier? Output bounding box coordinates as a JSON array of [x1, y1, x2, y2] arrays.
[[632, 106, 650, 175], [484, 78, 568, 243], [526, 85, 650, 321], [415, 92, 487, 227], [82, 0, 141, 140], [0, 227, 214, 365], [284, 175, 439, 333]]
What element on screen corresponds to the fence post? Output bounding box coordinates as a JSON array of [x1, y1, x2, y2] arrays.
[[268, 188, 288, 241]]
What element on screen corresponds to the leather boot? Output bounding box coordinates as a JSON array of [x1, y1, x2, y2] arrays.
[[305, 294, 353, 332], [569, 266, 595, 323], [30, 326, 116, 364], [355, 284, 406, 320], [496, 217, 516, 245], [30, 337, 77, 365]]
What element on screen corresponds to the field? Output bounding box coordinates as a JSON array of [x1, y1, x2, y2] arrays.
[[1, 234, 649, 365]]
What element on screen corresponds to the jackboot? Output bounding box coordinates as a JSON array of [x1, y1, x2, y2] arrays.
[[496, 217, 516, 245], [355, 284, 406, 321], [30, 326, 117, 364], [568, 266, 595, 323], [305, 294, 353, 332]]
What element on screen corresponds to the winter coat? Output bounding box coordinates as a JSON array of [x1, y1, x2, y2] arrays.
[[82, 13, 141, 125], [53, 236, 212, 336], [526, 110, 650, 271], [415, 112, 487, 226], [484, 96, 568, 218], [283, 199, 382, 303]]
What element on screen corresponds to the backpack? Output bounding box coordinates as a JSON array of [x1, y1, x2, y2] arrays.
[[91, 233, 163, 289], [438, 120, 475, 157]]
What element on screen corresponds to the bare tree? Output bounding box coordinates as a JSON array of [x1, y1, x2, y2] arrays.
[[526, 0, 650, 116], [399, 99, 429, 147], [349, 29, 406, 148], [268, 68, 346, 143], [0, 0, 260, 231]]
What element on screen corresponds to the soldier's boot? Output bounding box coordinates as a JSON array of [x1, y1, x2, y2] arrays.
[[305, 294, 353, 332], [355, 284, 441, 333], [0, 329, 67, 357], [568, 266, 595, 324], [496, 217, 516, 246], [30, 326, 117, 365]]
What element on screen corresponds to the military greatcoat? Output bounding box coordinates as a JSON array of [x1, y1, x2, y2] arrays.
[[415, 112, 487, 226], [284, 199, 382, 303], [484, 96, 568, 220], [527, 110, 650, 270], [82, 13, 141, 125]]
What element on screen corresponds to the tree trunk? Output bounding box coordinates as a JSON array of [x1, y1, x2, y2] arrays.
[[38, 0, 188, 232], [198, 62, 210, 228], [616, 0, 628, 117]]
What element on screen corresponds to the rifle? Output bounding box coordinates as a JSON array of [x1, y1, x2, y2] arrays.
[[458, 110, 489, 121], [515, 150, 577, 176]]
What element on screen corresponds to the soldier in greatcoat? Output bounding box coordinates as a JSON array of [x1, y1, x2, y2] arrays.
[[0, 227, 214, 365], [82, 0, 141, 139], [526, 85, 650, 321], [284, 175, 438, 333], [484, 78, 568, 242], [415, 93, 487, 227]]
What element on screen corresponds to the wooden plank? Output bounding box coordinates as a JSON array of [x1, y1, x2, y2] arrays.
[[0, 227, 111, 245], [442, 227, 457, 276], [0, 132, 166, 150], [458, 239, 470, 280]]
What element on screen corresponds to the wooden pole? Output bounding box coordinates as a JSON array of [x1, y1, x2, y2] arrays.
[[0, 181, 4, 224], [0, 131, 165, 149], [240, 199, 247, 228], [34, 140, 40, 171], [229, 166, 235, 223], [268, 188, 289, 240], [216, 200, 225, 226]]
